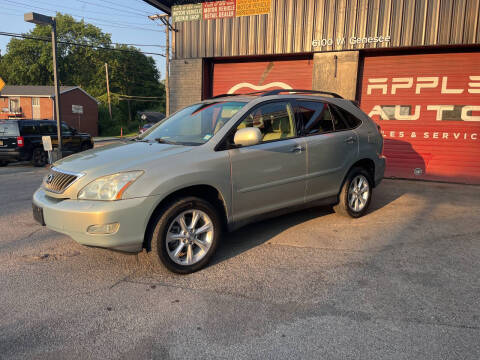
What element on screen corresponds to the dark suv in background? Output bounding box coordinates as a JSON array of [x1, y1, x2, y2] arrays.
[[0, 119, 94, 167]]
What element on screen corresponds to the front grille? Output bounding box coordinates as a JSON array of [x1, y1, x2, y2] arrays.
[[43, 167, 81, 194]]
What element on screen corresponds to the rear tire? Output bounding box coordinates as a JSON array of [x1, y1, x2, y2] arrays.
[[31, 148, 47, 167], [334, 167, 372, 218], [0, 160, 8, 167], [146, 197, 221, 274]]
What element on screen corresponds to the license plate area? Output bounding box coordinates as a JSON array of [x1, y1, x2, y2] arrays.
[[32, 203, 45, 226]]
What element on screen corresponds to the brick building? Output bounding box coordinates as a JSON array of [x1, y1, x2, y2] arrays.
[[0, 85, 99, 136]]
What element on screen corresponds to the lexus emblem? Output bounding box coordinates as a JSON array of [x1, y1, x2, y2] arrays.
[[46, 174, 54, 184]]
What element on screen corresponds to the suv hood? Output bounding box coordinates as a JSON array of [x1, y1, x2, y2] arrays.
[[54, 141, 193, 175]]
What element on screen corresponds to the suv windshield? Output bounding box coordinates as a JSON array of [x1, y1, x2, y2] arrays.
[[142, 101, 246, 145], [0, 121, 19, 136]]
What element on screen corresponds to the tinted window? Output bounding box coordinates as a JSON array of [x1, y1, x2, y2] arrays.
[[236, 101, 296, 142], [61, 123, 71, 135], [39, 122, 56, 134], [330, 105, 362, 129], [297, 101, 334, 135], [20, 122, 38, 135]]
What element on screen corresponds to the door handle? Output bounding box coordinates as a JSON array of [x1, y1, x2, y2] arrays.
[[290, 145, 305, 153], [345, 136, 356, 144]]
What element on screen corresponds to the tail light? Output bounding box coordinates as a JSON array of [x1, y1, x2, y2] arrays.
[[17, 136, 24, 147]]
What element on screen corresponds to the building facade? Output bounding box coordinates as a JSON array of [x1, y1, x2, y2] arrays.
[[145, 0, 480, 184], [0, 86, 99, 136]]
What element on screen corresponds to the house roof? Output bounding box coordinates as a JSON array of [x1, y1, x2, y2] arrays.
[[0, 85, 77, 97], [0, 85, 99, 103]]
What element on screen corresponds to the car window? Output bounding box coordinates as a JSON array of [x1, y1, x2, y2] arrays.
[[39, 122, 56, 134], [330, 105, 362, 129], [143, 101, 246, 145], [235, 101, 296, 142], [297, 101, 334, 135], [61, 123, 71, 135], [20, 122, 38, 135], [0, 121, 19, 136]]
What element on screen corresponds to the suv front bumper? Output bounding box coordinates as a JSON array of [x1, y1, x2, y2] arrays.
[[32, 188, 161, 252]]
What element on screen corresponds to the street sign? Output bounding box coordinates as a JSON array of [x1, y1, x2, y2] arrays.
[[0, 77, 5, 92], [72, 104, 83, 114], [42, 136, 52, 151]]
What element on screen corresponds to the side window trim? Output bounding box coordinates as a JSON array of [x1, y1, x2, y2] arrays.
[[215, 99, 300, 151], [295, 99, 336, 137], [330, 104, 363, 130]]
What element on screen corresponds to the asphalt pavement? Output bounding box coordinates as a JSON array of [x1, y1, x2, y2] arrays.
[[0, 164, 479, 359]]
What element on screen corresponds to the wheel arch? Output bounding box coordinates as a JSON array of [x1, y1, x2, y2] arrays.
[[338, 158, 376, 197], [143, 184, 229, 251]]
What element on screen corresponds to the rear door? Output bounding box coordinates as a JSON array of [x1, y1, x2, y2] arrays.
[[0, 120, 20, 149], [296, 100, 359, 201], [228, 100, 307, 222]]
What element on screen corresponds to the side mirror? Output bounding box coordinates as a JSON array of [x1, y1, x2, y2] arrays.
[[233, 127, 262, 147]]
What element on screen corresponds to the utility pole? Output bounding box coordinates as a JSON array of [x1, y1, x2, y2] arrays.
[[149, 14, 175, 117], [25, 12, 63, 158], [165, 16, 170, 116], [105, 63, 112, 120]]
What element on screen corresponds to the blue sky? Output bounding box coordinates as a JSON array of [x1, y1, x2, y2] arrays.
[[0, 0, 167, 78]]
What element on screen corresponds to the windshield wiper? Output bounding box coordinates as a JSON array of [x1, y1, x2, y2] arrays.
[[155, 138, 177, 145]]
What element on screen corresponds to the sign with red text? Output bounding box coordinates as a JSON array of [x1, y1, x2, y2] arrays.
[[236, 0, 271, 17], [203, 0, 236, 20], [360, 52, 480, 184]]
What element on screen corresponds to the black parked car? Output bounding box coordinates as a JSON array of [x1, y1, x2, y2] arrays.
[[0, 119, 94, 167]]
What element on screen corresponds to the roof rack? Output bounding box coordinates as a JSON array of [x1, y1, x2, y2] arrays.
[[209, 90, 272, 99], [260, 89, 343, 98]]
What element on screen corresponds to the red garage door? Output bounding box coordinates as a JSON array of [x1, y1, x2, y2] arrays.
[[212, 59, 313, 96], [360, 52, 480, 184]]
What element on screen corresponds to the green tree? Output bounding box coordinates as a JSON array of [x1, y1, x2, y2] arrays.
[[0, 13, 165, 135]]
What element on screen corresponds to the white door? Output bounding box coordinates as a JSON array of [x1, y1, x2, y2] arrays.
[[32, 98, 40, 119]]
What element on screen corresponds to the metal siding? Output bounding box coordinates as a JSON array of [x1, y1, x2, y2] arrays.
[[174, 0, 480, 59], [359, 52, 480, 184]]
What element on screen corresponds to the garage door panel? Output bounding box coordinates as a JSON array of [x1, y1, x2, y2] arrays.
[[212, 59, 313, 96], [360, 52, 480, 184]]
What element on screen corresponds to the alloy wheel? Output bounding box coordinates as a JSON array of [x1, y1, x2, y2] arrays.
[[347, 175, 370, 212], [165, 209, 214, 266]]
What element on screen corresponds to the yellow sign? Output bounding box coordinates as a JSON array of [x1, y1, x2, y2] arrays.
[[0, 77, 5, 92], [236, 0, 271, 17]]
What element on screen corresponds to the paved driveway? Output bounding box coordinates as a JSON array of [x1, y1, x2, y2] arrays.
[[0, 167, 479, 359]]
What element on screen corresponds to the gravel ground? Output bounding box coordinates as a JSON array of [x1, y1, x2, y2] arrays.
[[0, 165, 479, 359]]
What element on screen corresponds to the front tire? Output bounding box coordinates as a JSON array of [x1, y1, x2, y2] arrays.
[[334, 167, 372, 218], [0, 160, 8, 167], [146, 197, 221, 274]]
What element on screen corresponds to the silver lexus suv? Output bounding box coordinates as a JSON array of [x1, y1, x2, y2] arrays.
[[33, 90, 386, 273]]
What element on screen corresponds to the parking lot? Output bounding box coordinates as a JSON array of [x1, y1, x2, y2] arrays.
[[1, 162, 479, 359]]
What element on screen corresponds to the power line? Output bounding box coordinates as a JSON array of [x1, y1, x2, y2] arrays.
[[24, 0, 153, 20], [1, 0, 162, 32], [99, 0, 154, 16], [0, 31, 166, 57], [75, 0, 151, 17]]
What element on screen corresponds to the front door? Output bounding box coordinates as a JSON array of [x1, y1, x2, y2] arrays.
[[228, 100, 307, 223], [295, 100, 359, 200], [32, 98, 41, 119]]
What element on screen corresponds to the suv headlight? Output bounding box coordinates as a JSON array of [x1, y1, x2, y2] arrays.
[[78, 171, 144, 200]]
